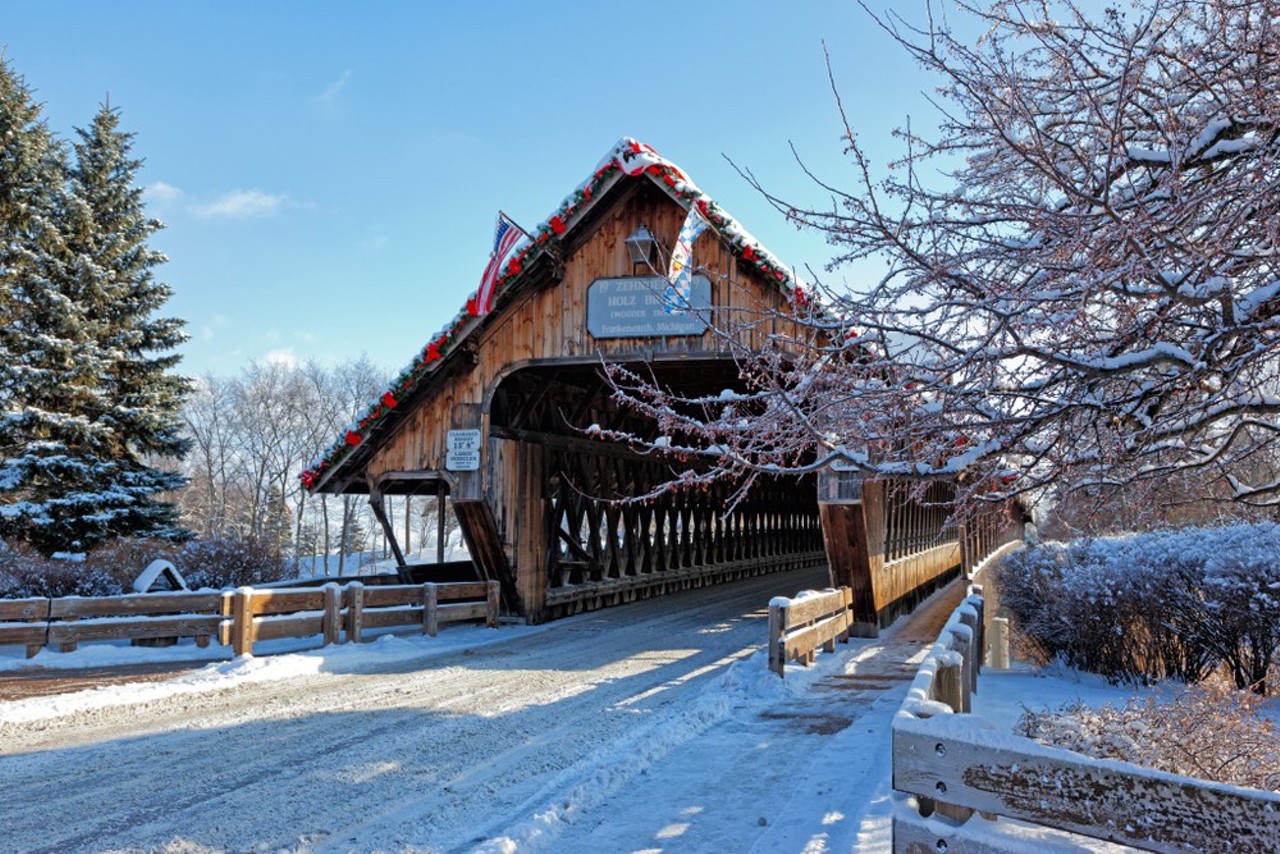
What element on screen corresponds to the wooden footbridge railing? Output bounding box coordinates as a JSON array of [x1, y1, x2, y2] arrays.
[[0, 580, 499, 659], [767, 485, 1022, 675], [767, 587, 853, 677], [818, 474, 1022, 635], [541, 461, 827, 618], [892, 578, 1280, 851]]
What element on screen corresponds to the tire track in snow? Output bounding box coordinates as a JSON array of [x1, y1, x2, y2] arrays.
[[1, 565, 830, 852]]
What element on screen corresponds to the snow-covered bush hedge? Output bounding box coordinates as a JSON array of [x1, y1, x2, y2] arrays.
[[0, 547, 125, 599], [0, 535, 288, 598], [996, 524, 1280, 693], [176, 536, 287, 590], [1018, 683, 1280, 791]]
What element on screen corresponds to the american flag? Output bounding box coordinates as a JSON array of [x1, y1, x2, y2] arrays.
[[475, 215, 523, 315]]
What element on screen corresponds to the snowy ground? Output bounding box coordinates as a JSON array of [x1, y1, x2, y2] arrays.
[[0, 566, 1142, 853]]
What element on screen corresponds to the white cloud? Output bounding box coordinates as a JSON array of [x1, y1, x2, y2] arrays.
[[145, 181, 184, 207], [200, 314, 230, 341], [312, 69, 352, 114], [265, 348, 299, 369], [190, 189, 288, 219]]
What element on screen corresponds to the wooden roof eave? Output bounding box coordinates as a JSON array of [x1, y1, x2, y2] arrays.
[[307, 147, 808, 499], [308, 171, 647, 496]]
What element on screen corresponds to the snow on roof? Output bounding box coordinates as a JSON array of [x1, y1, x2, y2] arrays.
[[132, 559, 188, 593], [303, 137, 809, 492]]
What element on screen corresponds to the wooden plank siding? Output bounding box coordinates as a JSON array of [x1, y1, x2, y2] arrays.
[[356, 179, 813, 621], [364, 182, 795, 485], [819, 479, 972, 633]]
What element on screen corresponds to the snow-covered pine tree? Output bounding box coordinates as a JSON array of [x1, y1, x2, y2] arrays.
[[0, 59, 118, 554], [62, 104, 191, 545], [0, 60, 191, 555]]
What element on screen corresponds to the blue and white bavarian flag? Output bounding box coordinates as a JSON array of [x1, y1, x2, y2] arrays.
[[664, 206, 709, 313]]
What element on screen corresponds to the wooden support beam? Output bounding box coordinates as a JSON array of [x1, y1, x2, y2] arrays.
[[490, 424, 651, 460], [453, 499, 520, 614], [437, 479, 447, 565], [508, 369, 561, 430], [366, 481, 408, 575]]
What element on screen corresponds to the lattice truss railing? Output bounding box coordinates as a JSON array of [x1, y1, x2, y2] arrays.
[[882, 480, 960, 563], [541, 446, 824, 589]]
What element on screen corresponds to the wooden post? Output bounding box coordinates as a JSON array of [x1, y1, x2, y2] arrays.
[[960, 608, 982, 693], [437, 480, 447, 565], [347, 582, 365, 643], [486, 580, 500, 628], [931, 658, 977, 825], [991, 617, 1010, 669], [949, 627, 973, 713], [768, 599, 786, 677], [231, 586, 254, 657], [13, 597, 51, 658], [963, 599, 983, 685], [935, 659, 963, 713], [322, 582, 341, 647], [404, 495, 412, 560], [423, 583, 439, 637], [836, 587, 851, 644], [367, 486, 407, 572]]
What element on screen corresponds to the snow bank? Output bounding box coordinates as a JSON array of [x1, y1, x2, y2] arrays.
[[0, 624, 545, 724]]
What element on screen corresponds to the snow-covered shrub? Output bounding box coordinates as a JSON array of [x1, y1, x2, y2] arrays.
[[997, 524, 1280, 691], [81, 537, 180, 591], [1169, 525, 1280, 694], [0, 545, 124, 598], [0, 534, 289, 597], [1017, 683, 1280, 791], [176, 535, 287, 590]]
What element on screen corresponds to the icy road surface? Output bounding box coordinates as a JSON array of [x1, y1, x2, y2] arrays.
[[1, 565, 944, 852]]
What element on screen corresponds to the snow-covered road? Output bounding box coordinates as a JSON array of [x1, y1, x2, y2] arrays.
[[1, 565, 943, 852]]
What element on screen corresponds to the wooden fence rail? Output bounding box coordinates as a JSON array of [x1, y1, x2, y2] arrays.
[[49, 592, 224, 653], [1, 580, 500, 659], [891, 586, 1280, 852], [219, 580, 500, 655], [768, 587, 853, 677], [0, 597, 52, 658]]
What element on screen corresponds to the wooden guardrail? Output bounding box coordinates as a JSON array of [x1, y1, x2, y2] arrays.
[[767, 587, 853, 677], [0, 597, 51, 658], [0, 580, 500, 659], [891, 586, 1280, 851], [218, 580, 500, 656], [49, 592, 224, 653]]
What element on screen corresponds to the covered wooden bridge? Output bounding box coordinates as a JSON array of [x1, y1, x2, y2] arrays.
[[305, 139, 1008, 625]]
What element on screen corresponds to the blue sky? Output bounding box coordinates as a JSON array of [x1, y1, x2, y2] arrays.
[[3, 1, 936, 378]]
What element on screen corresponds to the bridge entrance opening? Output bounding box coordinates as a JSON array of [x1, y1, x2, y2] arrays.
[[489, 360, 826, 620]]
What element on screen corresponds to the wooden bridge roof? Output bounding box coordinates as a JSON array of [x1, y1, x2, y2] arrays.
[[304, 137, 809, 496]]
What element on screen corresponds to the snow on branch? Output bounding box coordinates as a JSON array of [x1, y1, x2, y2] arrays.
[[605, 0, 1280, 510]]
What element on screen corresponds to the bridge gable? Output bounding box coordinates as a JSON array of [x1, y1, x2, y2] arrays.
[[307, 139, 807, 497]]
